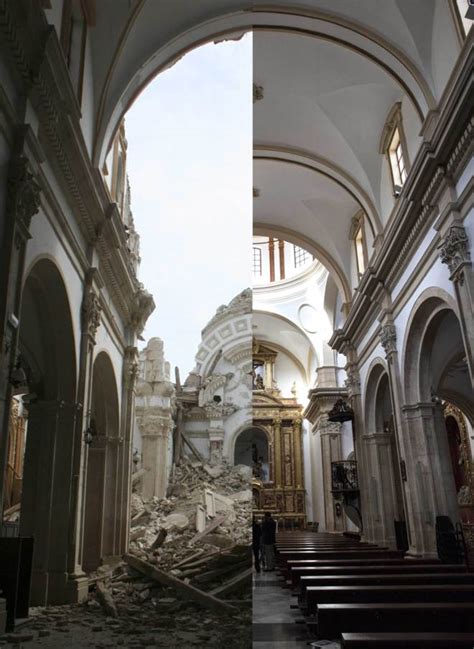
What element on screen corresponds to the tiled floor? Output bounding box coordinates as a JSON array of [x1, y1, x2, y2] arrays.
[[252, 570, 341, 648]]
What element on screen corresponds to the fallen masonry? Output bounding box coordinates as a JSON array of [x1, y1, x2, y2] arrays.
[[0, 460, 252, 648]]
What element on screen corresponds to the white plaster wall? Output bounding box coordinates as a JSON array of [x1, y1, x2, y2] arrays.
[[274, 352, 306, 402], [431, 0, 461, 101]]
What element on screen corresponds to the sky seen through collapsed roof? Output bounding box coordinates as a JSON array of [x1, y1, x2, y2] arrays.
[[126, 34, 252, 377]]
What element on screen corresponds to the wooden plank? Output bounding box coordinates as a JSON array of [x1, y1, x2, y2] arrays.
[[209, 568, 253, 598], [182, 432, 205, 463], [124, 554, 237, 613], [189, 514, 227, 546]]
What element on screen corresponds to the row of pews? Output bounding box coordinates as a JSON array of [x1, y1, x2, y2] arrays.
[[276, 531, 474, 648]]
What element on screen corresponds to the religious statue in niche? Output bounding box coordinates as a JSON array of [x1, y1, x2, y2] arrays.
[[252, 442, 267, 480], [252, 362, 264, 390]]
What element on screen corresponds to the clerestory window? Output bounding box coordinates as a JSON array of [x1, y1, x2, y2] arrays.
[[294, 245, 310, 268], [253, 247, 262, 275], [380, 103, 410, 199]]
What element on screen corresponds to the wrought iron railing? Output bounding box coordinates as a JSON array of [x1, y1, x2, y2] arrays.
[[331, 461, 359, 493]]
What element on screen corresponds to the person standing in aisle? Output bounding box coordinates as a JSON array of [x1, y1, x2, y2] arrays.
[[261, 511, 277, 571]]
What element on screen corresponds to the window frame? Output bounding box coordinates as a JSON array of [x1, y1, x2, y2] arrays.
[[252, 246, 262, 276], [350, 211, 368, 280], [379, 102, 411, 199]]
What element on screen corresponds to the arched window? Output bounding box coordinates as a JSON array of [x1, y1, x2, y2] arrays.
[[380, 102, 410, 198], [350, 211, 368, 278]]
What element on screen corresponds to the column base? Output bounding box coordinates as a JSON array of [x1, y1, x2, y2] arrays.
[[30, 570, 89, 606]]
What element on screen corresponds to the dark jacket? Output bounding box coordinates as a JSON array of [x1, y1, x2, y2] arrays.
[[261, 517, 276, 544], [252, 521, 262, 548]]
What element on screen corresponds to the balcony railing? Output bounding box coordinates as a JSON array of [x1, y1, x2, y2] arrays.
[[331, 461, 359, 493]]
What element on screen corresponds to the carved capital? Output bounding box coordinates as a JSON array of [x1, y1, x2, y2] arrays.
[[7, 155, 41, 245], [124, 346, 139, 389], [344, 364, 361, 398], [439, 225, 470, 280], [81, 288, 102, 343], [130, 284, 155, 340], [380, 323, 397, 357]]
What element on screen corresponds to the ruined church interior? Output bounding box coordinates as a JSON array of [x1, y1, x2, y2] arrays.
[[0, 1, 473, 648]]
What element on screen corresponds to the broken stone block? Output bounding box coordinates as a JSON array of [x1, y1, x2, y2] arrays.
[[161, 513, 189, 532]]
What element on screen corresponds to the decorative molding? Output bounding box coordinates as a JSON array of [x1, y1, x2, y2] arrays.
[[6, 155, 41, 246], [439, 224, 471, 279], [81, 287, 102, 343], [380, 323, 397, 357], [345, 364, 361, 398], [129, 284, 155, 340]]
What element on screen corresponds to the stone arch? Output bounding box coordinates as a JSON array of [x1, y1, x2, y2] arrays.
[[363, 360, 405, 547], [82, 351, 121, 572], [17, 258, 78, 605], [233, 424, 272, 480], [402, 288, 468, 412], [364, 359, 388, 432], [95, 5, 437, 167]]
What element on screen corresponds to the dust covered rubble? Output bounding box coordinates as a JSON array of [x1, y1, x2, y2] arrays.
[[128, 459, 252, 573]]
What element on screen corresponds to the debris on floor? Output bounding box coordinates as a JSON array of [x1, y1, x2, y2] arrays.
[[0, 459, 252, 648]]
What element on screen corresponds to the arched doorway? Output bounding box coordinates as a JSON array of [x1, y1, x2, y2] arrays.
[[364, 364, 405, 547], [17, 259, 77, 605], [403, 295, 473, 555], [82, 352, 120, 572], [234, 427, 270, 482]]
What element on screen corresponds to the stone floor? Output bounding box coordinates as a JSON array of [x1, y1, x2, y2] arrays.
[[0, 598, 251, 648], [252, 570, 340, 649]]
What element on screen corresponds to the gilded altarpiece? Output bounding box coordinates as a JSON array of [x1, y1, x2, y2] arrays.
[[252, 393, 306, 527]]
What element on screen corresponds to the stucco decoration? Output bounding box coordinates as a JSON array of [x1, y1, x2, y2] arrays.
[[439, 225, 470, 277], [182, 288, 252, 464], [380, 323, 397, 357]]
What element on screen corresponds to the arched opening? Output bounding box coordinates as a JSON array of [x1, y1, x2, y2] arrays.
[[403, 295, 473, 554], [364, 364, 405, 547], [82, 352, 120, 572], [16, 259, 77, 605], [234, 427, 270, 482]]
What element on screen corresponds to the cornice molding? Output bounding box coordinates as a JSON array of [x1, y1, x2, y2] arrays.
[[0, 1, 147, 326], [330, 47, 473, 353]]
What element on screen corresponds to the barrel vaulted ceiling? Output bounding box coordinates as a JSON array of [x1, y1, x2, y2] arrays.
[[85, 0, 464, 299]]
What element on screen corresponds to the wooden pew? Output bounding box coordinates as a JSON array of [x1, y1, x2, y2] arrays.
[[289, 563, 466, 588], [299, 573, 474, 600], [317, 603, 474, 638], [305, 584, 474, 613], [341, 632, 474, 648]]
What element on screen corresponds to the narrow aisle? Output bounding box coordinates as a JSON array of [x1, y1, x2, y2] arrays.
[[252, 570, 340, 648]]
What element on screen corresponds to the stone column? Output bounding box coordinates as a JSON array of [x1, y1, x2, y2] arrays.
[[0, 148, 41, 522], [20, 400, 62, 605], [362, 431, 399, 548], [379, 319, 412, 548], [118, 345, 138, 553], [402, 401, 459, 556], [23, 404, 80, 602], [345, 354, 370, 539], [319, 419, 345, 533], [439, 224, 474, 388], [70, 272, 101, 583], [140, 415, 173, 499]]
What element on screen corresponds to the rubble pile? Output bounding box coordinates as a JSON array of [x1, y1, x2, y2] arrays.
[[128, 459, 252, 574], [78, 459, 253, 646]]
